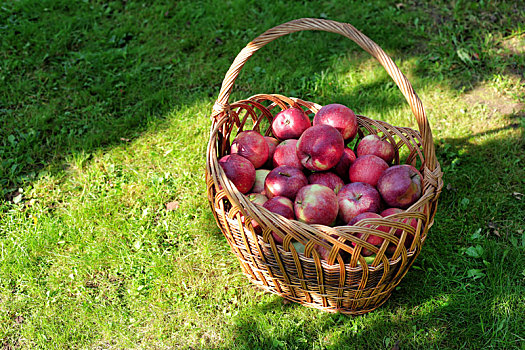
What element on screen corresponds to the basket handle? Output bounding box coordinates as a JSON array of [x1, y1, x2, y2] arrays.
[[211, 18, 437, 171]]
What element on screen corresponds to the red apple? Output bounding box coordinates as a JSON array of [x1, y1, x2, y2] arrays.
[[379, 207, 405, 217], [296, 124, 344, 171], [264, 136, 279, 168], [218, 154, 256, 194], [307, 172, 344, 194], [337, 182, 381, 224], [334, 147, 357, 182], [377, 165, 422, 209], [356, 134, 395, 164], [272, 107, 311, 140], [263, 196, 295, 244], [314, 243, 331, 261], [272, 139, 303, 170], [380, 207, 417, 253], [348, 154, 389, 187], [294, 184, 339, 226], [230, 130, 269, 169], [313, 103, 358, 141], [264, 165, 308, 200], [349, 212, 389, 256], [251, 169, 270, 194]]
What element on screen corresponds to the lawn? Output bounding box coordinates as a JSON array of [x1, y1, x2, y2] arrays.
[[1, 0, 524, 349]]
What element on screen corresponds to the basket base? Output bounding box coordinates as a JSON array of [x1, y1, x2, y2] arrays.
[[247, 273, 395, 316]]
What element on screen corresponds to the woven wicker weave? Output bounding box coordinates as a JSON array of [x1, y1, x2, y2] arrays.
[[205, 18, 443, 315]]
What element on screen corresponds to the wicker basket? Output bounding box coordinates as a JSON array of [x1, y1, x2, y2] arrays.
[[205, 18, 443, 315]]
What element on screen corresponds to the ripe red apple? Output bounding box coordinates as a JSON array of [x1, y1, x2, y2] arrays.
[[348, 154, 389, 187], [314, 243, 331, 261], [337, 182, 381, 224], [356, 134, 395, 164], [334, 147, 356, 182], [230, 130, 269, 169], [307, 172, 344, 194], [294, 184, 339, 226], [296, 124, 344, 171], [377, 165, 422, 209], [349, 212, 389, 256], [272, 107, 311, 140], [264, 165, 308, 200], [218, 154, 256, 194], [272, 139, 303, 170], [264, 136, 279, 168], [313, 103, 358, 141], [263, 196, 295, 244], [247, 193, 268, 206], [380, 207, 417, 253], [251, 169, 270, 194]]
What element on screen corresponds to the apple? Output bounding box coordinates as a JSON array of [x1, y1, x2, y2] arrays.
[[348, 154, 389, 187], [230, 130, 269, 169], [307, 172, 344, 194], [296, 124, 344, 171], [247, 193, 268, 206], [264, 165, 308, 200], [356, 134, 395, 164], [264, 136, 280, 168], [377, 165, 422, 209], [337, 182, 381, 224], [313, 103, 358, 141], [292, 241, 305, 254], [294, 184, 339, 226], [355, 254, 377, 266], [263, 196, 295, 244], [380, 207, 417, 253], [290, 241, 329, 261], [263, 196, 295, 218], [349, 212, 390, 256], [334, 147, 356, 182], [314, 243, 331, 261], [251, 169, 270, 194], [218, 154, 256, 194], [271, 107, 311, 140], [246, 193, 269, 233], [272, 139, 303, 170]]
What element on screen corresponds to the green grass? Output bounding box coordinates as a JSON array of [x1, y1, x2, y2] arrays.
[[1, 0, 524, 348]]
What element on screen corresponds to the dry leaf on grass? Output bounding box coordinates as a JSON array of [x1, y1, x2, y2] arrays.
[[166, 201, 180, 211]]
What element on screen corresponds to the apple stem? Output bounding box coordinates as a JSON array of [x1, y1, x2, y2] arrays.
[[278, 172, 291, 177]]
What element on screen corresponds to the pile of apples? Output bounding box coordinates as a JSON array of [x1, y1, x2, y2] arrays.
[[218, 103, 422, 260]]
